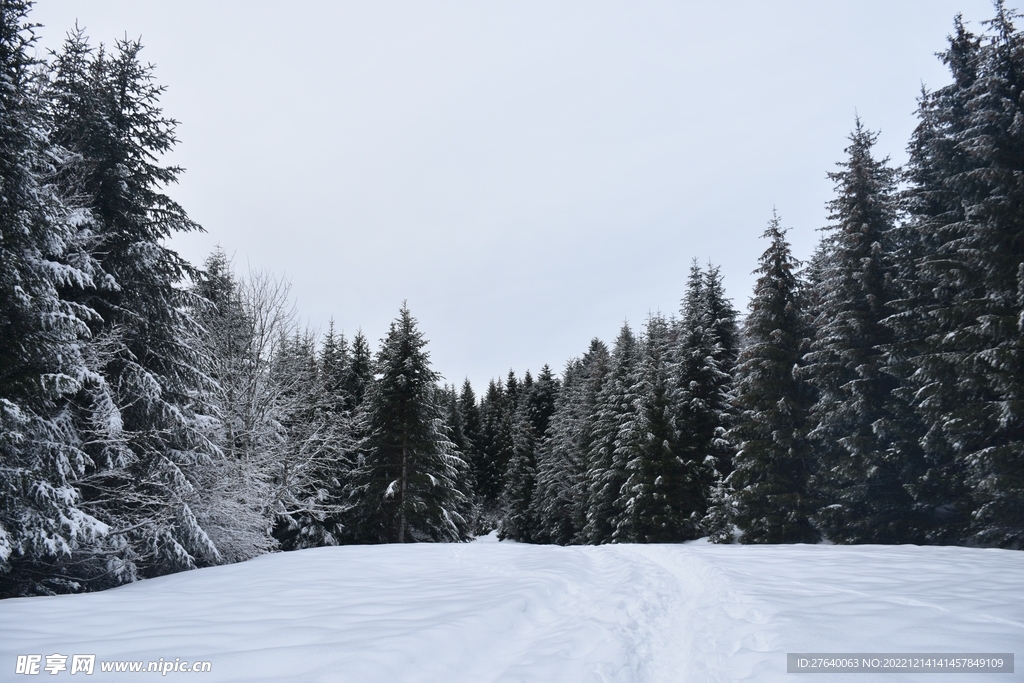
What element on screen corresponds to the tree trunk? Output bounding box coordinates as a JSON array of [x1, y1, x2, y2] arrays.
[[398, 437, 408, 543]]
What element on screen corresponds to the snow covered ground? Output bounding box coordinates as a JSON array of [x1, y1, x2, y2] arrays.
[[1, 537, 1020, 682]]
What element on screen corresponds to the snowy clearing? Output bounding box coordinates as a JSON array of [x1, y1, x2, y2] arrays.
[[1, 538, 1020, 682]]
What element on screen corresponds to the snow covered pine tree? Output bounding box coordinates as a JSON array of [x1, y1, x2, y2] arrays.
[[0, 0, 109, 596], [728, 213, 818, 543], [347, 304, 472, 543], [48, 29, 219, 577], [804, 120, 920, 544]]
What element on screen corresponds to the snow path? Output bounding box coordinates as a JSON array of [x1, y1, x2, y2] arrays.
[[1, 541, 1020, 682]]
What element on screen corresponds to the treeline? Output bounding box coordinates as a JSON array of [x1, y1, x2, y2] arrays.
[[459, 261, 737, 545], [2, 2, 1022, 598], [438, 5, 1024, 550], [0, 0, 471, 597], [0, 0, 227, 596]]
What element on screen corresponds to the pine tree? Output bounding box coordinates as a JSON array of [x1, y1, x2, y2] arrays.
[[669, 263, 731, 540], [614, 314, 694, 542], [700, 264, 740, 472], [693, 263, 741, 540], [319, 321, 350, 413], [534, 352, 600, 545], [902, 7, 1024, 547], [0, 1, 110, 595], [476, 378, 512, 514], [728, 213, 818, 543], [805, 120, 921, 543], [583, 324, 639, 544], [342, 330, 373, 412], [457, 380, 482, 475], [273, 321, 360, 550], [454, 379, 488, 532], [505, 370, 521, 413], [48, 29, 219, 577], [346, 304, 470, 543], [888, 19, 980, 546], [499, 396, 538, 542]]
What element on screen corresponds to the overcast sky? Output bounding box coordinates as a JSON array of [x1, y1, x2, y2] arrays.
[[28, 0, 1021, 392]]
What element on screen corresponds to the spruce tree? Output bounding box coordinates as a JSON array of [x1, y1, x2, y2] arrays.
[[0, 1, 109, 594], [670, 263, 730, 540], [902, 7, 1024, 547], [700, 264, 740, 475], [457, 380, 482, 478], [614, 314, 693, 542], [455, 379, 488, 531], [805, 120, 920, 543], [476, 378, 512, 514], [583, 324, 638, 544], [728, 214, 818, 543], [342, 330, 373, 411], [499, 397, 538, 542], [691, 262, 741, 540], [888, 19, 980, 545], [275, 323, 359, 550], [346, 304, 470, 543], [48, 30, 219, 576], [533, 358, 592, 545]]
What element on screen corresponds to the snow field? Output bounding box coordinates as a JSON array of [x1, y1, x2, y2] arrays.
[[1, 539, 1020, 682]]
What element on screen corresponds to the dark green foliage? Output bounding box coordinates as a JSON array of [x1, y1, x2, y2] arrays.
[[614, 315, 693, 542], [476, 378, 513, 508], [804, 121, 923, 544], [46, 27, 217, 580], [343, 330, 373, 411], [274, 323, 362, 551], [346, 304, 471, 543], [672, 263, 734, 540], [455, 379, 491, 532], [0, 1, 109, 594], [900, 7, 1024, 547], [534, 355, 597, 545], [583, 325, 639, 544], [457, 379, 482, 476], [499, 397, 538, 542], [728, 214, 818, 544]]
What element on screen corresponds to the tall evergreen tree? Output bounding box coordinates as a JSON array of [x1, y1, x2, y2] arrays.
[[670, 263, 731, 539], [346, 304, 470, 543], [499, 395, 538, 542], [805, 120, 921, 543], [47, 30, 219, 577], [888, 18, 980, 545], [614, 314, 694, 542], [342, 329, 373, 412], [476, 378, 512, 513], [0, 1, 109, 595], [454, 379, 488, 531], [700, 263, 740, 471], [691, 262, 741, 541], [457, 380, 482, 474], [533, 357, 592, 545], [274, 322, 359, 550], [901, 7, 1024, 547], [728, 214, 818, 543], [583, 324, 639, 544]]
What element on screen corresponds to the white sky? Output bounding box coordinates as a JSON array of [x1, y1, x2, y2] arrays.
[[28, 1, 1020, 392]]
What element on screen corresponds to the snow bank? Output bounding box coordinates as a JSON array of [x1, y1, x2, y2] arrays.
[[1, 541, 1020, 682]]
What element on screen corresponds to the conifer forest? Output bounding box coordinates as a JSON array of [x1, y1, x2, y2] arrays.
[[2, 0, 1023, 598]]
